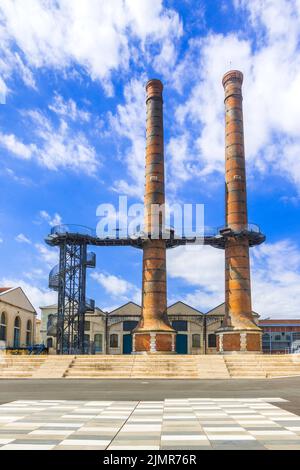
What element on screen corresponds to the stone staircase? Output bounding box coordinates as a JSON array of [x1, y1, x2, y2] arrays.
[[224, 354, 300, 378], [0, 355, 47, 378], [64, 354, 230, 379], [1, 354, 300, 379], [32, 355, 75, 378]]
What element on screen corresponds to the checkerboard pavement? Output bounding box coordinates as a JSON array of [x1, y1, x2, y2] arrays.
[[0, 398, 300, 450]]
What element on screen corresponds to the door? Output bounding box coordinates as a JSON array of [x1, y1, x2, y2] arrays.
[[176, 334, 188, 354], [123, 334, 132, 354]]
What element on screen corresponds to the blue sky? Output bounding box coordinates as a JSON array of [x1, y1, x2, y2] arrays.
[[0, 0, 300, 318]]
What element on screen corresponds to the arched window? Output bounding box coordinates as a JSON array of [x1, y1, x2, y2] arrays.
[[26, 320, 32, 346], [110, 334, 118, 348], [208, 334, 217, 348], [0, 313, 6, 341], [192, 334, 201, 348], [47, 337, 53, 349], [14, 316, 21, 348]]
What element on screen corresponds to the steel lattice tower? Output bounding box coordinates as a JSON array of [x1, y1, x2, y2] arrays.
[[48, 237, 95, 354]]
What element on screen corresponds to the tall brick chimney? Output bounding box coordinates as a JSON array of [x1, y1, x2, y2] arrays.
[[132, 79, 176, 354], [216, 70, 262, 353]]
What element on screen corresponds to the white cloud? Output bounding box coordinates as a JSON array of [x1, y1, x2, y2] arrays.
[[109, 78, 146, 198], [0, 110, 99, 175], [0, 277, 56, 315], [15, 233, 31, 244], [49, 94, 91, 122], [35, 243, 58, 267], [4, 167, 31, 185], [91, 271, 140, 304], [39, 210, 62, 227], [251, 240, 300, 319], [167, 239, 300, 319], [171, 0, 300, 190], [0, 0, 181, 94], [0, 132, 36, 159], [168, 245, 224, 311]]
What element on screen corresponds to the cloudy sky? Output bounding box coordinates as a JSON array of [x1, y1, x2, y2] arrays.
[[0, 0, 300, 318]]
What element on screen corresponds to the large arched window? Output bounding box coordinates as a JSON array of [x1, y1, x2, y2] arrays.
[[0, 313, 6, 341], [208, 333, 217, 348], [26, 320, 32, 346], [14, 316, 21, 348], [110, 334, 118, 348]]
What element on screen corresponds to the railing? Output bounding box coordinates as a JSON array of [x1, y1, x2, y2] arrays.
[[218, 223, 261, 234], [50, 224, 222, 240], [51, 224, 97, 237]]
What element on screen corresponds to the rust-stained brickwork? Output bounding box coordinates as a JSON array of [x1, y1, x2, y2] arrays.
[[134, 334, 151, 352], [246, 333, 262, 352], [133, 79, 175, 353], [156, 334, 173, 352], [222, 333, 241, 352], [217, 70, 261, 353]]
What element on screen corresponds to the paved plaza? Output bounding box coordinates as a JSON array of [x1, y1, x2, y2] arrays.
[[0, 398, 300, 450]]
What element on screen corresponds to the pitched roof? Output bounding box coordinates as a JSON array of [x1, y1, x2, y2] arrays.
[[167, 301, 204, 315], [108, 301, 141, 315], [0, 287, 36, 314], [0, 287, 13, 294]]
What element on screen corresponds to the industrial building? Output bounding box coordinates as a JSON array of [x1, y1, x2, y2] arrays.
[[0, 284, 299, 356], [38, 303, 300, 356], [40, 301, 261, 355]]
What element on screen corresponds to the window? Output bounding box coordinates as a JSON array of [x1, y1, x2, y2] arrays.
[[192, 334, 201, 348], [26, 320, 32, 346], [208, 334, 217, 348], [94, 334, 103, 353], [47, 337, 53, 349], [110, 334, 118, 348], [123, 321, 138, 332], [274, 335, 281, 341], [84, 321, 90, 331], [14, 316, 21, 348], [172, 320, 187, 332], [0, 313, 6, 341]]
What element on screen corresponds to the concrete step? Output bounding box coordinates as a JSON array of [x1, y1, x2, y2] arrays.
[[0, 371, 32, 377]]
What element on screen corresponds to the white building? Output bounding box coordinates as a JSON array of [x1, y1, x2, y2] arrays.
[[0, 287, 37, 349]]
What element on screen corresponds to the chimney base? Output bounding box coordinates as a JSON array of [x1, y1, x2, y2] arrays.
[[132, 332, 176, 354], [216, 330, 262, 354]]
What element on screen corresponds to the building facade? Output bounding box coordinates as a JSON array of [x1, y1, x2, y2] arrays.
[[260, 320, 300, 354], [0, 287, 37, 349], [40, 301, 260, 355]]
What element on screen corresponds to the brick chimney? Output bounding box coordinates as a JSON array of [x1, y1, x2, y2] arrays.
[[132, 79, 176, 354], [216, 70, 262, 353]]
